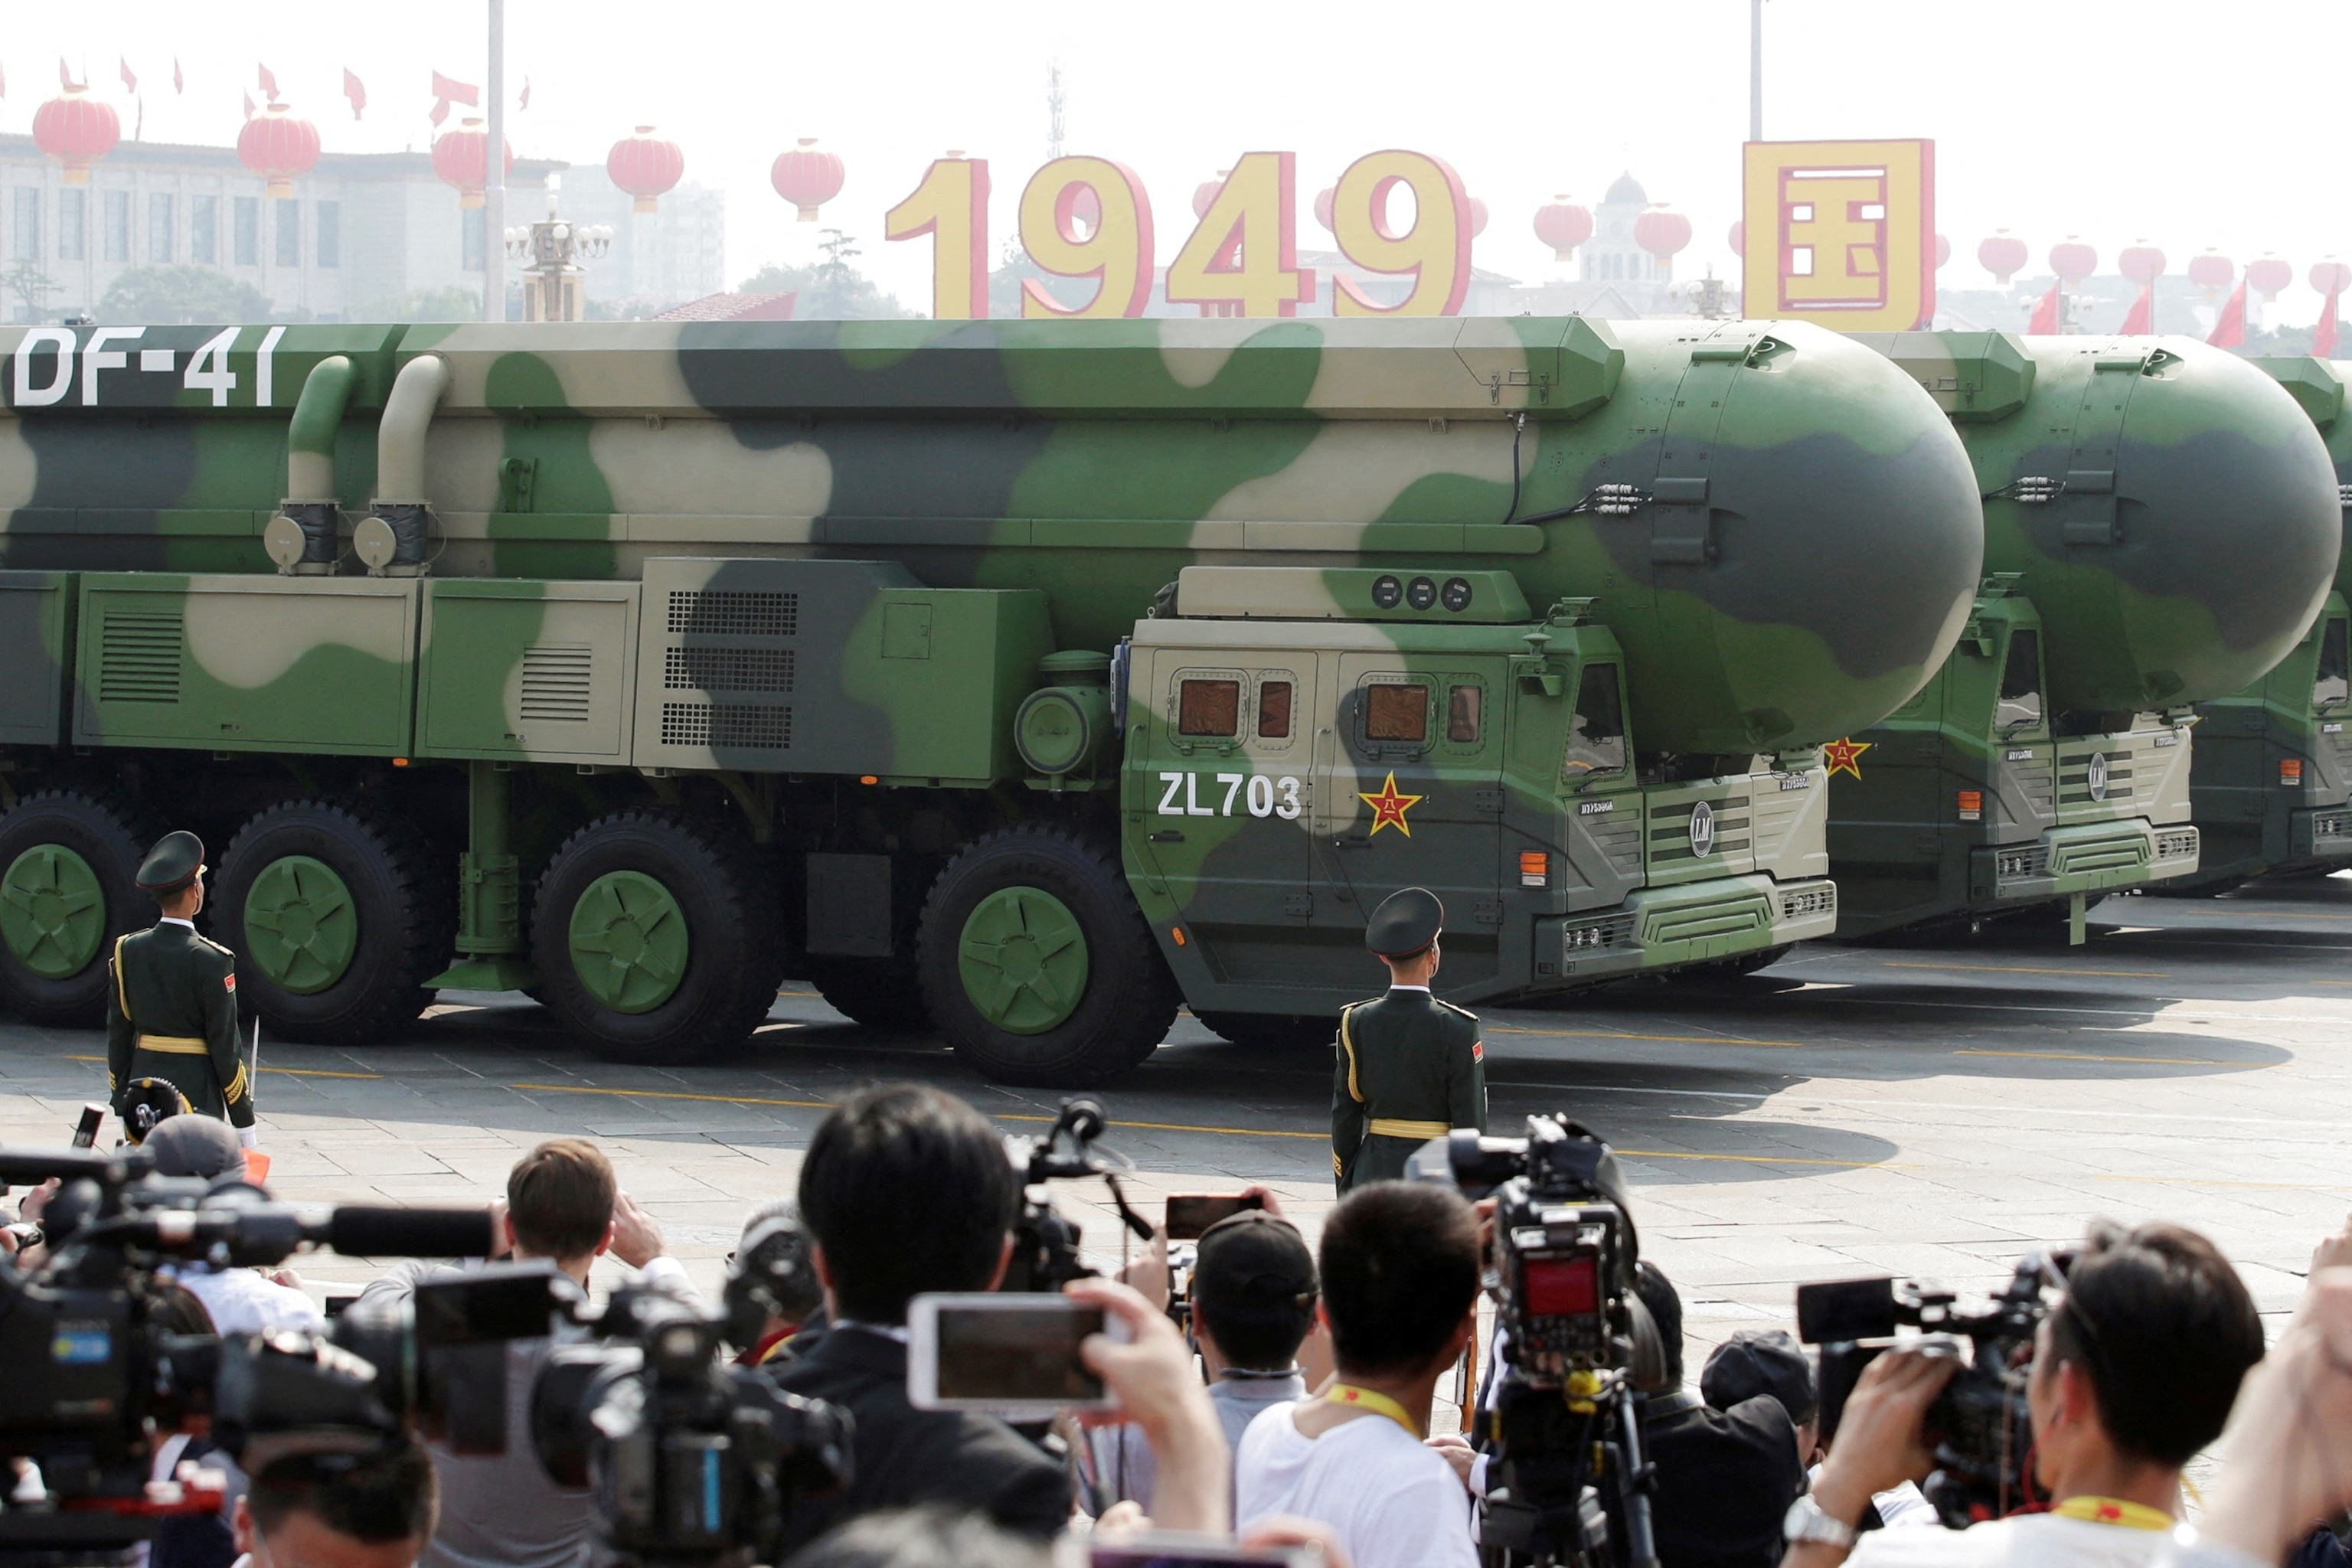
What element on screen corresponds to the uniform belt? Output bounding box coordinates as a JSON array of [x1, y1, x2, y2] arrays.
[[136, 1034, 211, 1056], [1368, 1118, 1449, 1141]]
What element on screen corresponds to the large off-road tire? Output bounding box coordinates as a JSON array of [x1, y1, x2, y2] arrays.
[[804, 956, 933, 1031], [213, 799, 452, 1047], [1195, 1011, 1340, 1051], [0, 790, 153, 1027], [916, 826, 1178, 1086], [531, 809, 782, 1066]]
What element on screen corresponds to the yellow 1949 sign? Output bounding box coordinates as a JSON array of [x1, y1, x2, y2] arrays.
[[884, 149, 1474, 321], [1740, 139, 1935, 332]]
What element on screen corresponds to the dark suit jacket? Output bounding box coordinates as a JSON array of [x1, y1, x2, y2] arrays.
[[1642, 1390, 1806, 1568], [766, 1324, 1073, 1557]]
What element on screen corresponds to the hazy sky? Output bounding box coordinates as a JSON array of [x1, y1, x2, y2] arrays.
[[16, 0, 2346, 315]]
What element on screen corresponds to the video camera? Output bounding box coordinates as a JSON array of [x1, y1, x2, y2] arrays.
[[1798, 1250, 2072, 1527], [1000, 1099, 1152, 1293], [1413, 1117, 1661, 1568]]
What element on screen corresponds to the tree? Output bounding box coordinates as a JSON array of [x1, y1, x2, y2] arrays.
[[2, 260, 59, 325], [354, 285, 484, 322], [737, 230, 918, 320], [96, 265, 275, 325]]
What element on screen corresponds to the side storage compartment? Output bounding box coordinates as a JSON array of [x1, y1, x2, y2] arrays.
[[416, 579, 641, 764], [631, 557, 1054, 782], [73, 574, 420, 756], [0, 571, 74, 746]]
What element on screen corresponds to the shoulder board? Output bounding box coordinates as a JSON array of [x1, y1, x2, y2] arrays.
[[194, 935, 236, 960], [1436, 999, 1480, 1021]]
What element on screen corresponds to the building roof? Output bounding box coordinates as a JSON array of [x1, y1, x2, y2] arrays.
[[1603, 172, 1648, 207], [0, 131, 567, 183], [653, 291, 799, 322]]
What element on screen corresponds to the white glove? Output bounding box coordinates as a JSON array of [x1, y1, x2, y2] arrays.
[[237, 1125, 260, 1151]]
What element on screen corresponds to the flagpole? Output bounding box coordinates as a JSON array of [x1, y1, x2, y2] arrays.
[[484, 0, 505, 324]]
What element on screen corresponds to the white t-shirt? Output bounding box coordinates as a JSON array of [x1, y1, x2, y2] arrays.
[[1235, 1403, 1477, 1568], [1849, 1513, 2192, 1568], [168, 1263, 324, 1335]]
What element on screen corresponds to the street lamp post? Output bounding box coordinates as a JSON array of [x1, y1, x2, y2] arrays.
[[505, 185, 612, 322]]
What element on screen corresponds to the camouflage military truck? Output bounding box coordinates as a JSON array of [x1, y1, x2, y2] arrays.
[[0, 316, 1981, 1084], [2161, 357, 2352, 893], [1838, 332, 2340, 941]]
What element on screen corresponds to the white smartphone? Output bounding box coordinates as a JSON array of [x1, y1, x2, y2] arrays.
[[906, 1293, 1125, 1417]]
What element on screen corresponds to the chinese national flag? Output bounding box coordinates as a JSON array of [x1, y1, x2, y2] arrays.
[[2027, 282, 2061, 335], [173, 57, 183, 94], [431, 70, 479, 106], [2208, 281, 2248, 348], [119, 57, 137, 94], [257, 62, 278, 99], [2118, 283, 2154, 336], [344, 67, 366, 119], [2320, 286, 2342, 359], [518, 76, 531, 109], [242, 90, 256, 122], [58, 57, 76, 91]]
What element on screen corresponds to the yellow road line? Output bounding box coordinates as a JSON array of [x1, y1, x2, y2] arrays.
[[67, 1054, 382, 1080], [1955, 1048, 2234, 1068], [1881, 961, 2170, 978], [1489, 1026, 1811, 1050], [511, 1082, 831, 1110], [2095, 1174, 2347, 1193]]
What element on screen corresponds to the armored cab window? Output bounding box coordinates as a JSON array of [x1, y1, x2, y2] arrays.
[[1258, 678, 1293, 739], [1178, 678, 1241, 737], [2317, 619, 2349, 712], [1563, 664, 1626, 779], [1998, 630, 2043, 730], [1447, 684, 1483, 744], [1364, 681, 1429, 744]]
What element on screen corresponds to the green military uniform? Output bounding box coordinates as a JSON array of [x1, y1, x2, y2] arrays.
[[103, 833, 253, 1134], [1331, 888, 1488, 1193]]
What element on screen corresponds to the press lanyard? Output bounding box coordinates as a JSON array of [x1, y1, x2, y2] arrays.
[[2050, 1497, 2174, 1531], [1324, 1383, 1419, 1436]]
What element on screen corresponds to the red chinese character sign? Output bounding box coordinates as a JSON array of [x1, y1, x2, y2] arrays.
[[1740, 139, 1935, 332]]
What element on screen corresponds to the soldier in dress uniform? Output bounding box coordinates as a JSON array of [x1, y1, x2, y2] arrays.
[[105, 831, 257, 1148], [1331, 887, 1488, 1194]]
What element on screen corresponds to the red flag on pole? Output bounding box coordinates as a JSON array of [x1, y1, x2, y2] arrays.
[[2, 63, 11, 100], [242, 90, 256, 122], [430, 71, 479, 105], [518, 76, 531, 110], [119, 57, 136, 94], [173, 57, 182, 93], [2118, 283, 2154, 335], [58, 57, 77, 90], [343, 68, 366, 119], [257, 62, 278, 100], [2027, 281, 2061, 335], [2208, 281, 2248, 348], [2320, 286, 2343, 358]]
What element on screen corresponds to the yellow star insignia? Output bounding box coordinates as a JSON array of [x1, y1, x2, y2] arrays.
[[1357, 771, 1423, 836], [1824, 737, 1871, 780]]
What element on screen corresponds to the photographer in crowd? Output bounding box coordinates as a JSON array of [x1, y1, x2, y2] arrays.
[[231, 1440, 439, 1568], [767, 1083, 1073, 1555], [1786, 1220, 2265, 1568]]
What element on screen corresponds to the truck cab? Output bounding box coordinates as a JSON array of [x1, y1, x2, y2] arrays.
[[1120, 566, 1837, 1024]]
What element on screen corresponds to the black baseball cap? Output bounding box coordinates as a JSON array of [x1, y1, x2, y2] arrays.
[[1194, 1210, 1318, 1315], [1701, 1328, 1818, 1425]]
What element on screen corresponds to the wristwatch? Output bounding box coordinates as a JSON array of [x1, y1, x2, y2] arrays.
[[1785, 1495, 1860, 1550]]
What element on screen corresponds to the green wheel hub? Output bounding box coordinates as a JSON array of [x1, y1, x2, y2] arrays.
[[956, 886, 1088, 1035], [568, 871, 689, 1014], [0, 845, 105, 979], [243, 855, 359, 995]]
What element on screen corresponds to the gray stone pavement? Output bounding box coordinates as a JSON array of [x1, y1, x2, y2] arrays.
[[5, 876, 2348, 1372]]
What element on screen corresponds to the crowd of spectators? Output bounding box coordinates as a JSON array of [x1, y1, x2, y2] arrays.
[[29, 1081, 2352, 1568]]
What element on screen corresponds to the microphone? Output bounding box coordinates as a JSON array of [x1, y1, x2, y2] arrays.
[[326, 1207, 497, 1259]]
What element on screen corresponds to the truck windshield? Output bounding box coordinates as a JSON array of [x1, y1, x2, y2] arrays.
[[1563, 664, 1626, 780], [1997, 630, 2043, 731], [2318, 619, 2349, 711]]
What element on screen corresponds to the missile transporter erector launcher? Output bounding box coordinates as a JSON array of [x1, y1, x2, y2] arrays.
[[1839, 332, 2341, 940], [0, 316, 1981, 1083]]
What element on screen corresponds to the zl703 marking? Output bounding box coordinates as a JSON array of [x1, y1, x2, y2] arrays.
[[1157, 771, 1305, 820]]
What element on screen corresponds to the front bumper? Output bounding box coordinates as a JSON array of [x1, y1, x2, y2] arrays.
[[1537, 875, 1838, 983], [2289, 805, 2352, 864], [1969, 820, 2200, 904]]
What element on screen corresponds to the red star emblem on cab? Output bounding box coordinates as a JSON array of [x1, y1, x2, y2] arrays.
[[1823, 737, 1871, 780], [1357, 771, 1423, 836]]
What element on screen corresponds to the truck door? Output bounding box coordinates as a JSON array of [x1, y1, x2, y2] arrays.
[[1553, 661, 1642, 902], [1132, 650, 1321, 985], [1991, 627, 2054, 831], [1316, 655, 1505, 985]]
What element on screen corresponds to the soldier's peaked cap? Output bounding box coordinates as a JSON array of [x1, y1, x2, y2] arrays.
[[136, 831, 205, 894], [1366, 887, 1444, 958]]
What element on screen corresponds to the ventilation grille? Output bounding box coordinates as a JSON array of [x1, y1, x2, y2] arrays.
[[519, 644, 594, 722], [667, 590, 798, 638], [665, 645, 795, 694], [660, 701, 792, 750], [98, 609, 184, 704]]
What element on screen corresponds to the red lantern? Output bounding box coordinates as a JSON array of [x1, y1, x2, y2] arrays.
[[2187, 250, 2233, 296], [1978, 231, 2027, 286], [237, 101, 320, 201], [2118, 243, 2165, 284], [1936, 233, 1952, 270], [32, 85, 119, 186], [1192, 172, 1228, 220], [1313, 186, 1335, 234], [1466, 197, 1488, 240], [1728, 220, 1745, 253], [2049, 238, 2097, 289], [1534, 197, 1593, 262], [1633, 207, 1692, 266], [770, 138, 844, 223], [432, 118, 513, 211], [2247, 255, 2293, 302], [2313, 259, 2352, 296], [607, 125, 684, 214]]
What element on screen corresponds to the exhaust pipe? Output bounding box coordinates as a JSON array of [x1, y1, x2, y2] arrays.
[[263, 354, 354, 575], [354, 354, 451, 577]]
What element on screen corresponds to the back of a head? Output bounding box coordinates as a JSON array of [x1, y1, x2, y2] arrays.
[[1193, 1211, 1318, 1370], [1633, 1260, 1685, 1393], [2050, 1220, 2263, 1465], [249, 1439, 439, 1548], [506, 1138, 616, 1261], [1318, 1182, 1479, 1377], [783, 1506, 1048, 1568], [1701, 1328, 1815, 1426], [145, 1114, 247, 1182], [798, 1084, 1019, 1325]]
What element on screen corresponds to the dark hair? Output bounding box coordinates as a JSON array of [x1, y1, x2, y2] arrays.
[[784, 1505, 1047, 1568], [797, 1084, 1019, 1325], [1317, 1182, 1479, 1377], [506, 1138, 616, 1260], [248, 1439, 438, 1545], [152, 1279, 214, 1337], [2044, 1220, 2263, 1465], [1634, 1260, 1684, 1391]]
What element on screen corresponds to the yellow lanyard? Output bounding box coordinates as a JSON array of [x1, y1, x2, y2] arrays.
[[2050, 1497, 2174, 1532], [1325, 1383, 1420, 1437]]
